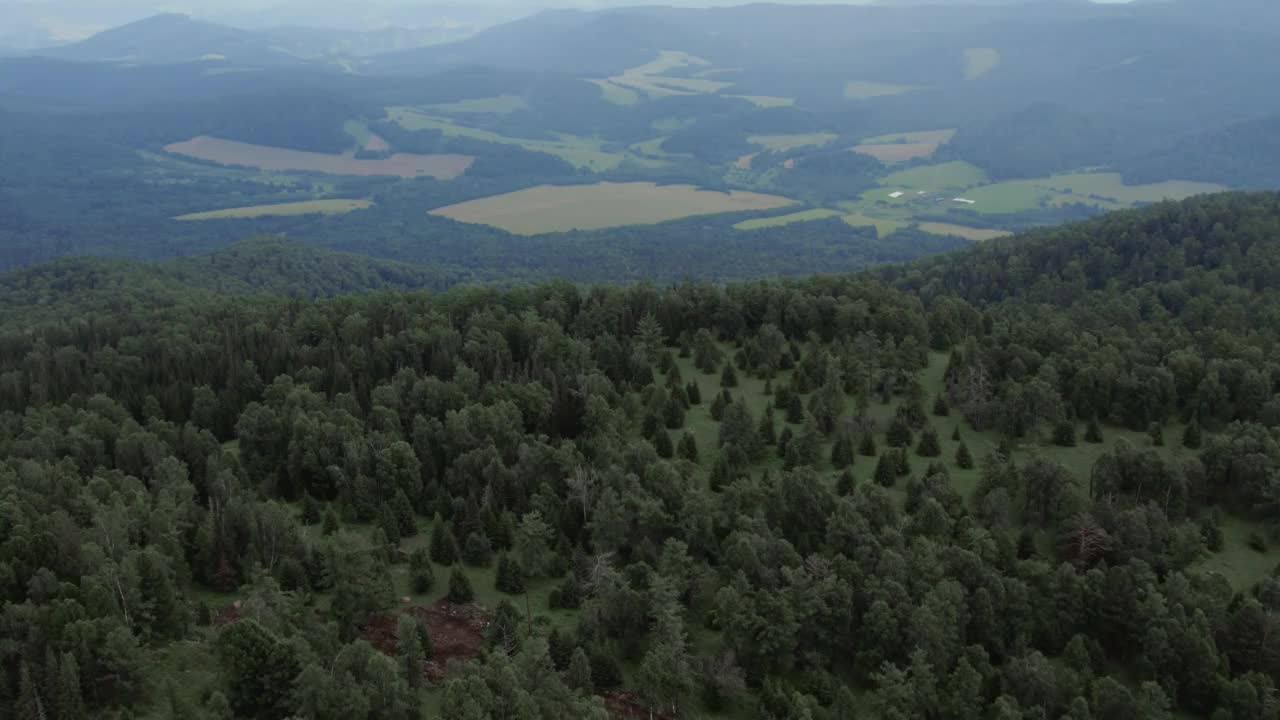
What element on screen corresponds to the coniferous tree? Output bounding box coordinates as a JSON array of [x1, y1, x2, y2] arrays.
[[495, 553, 525, 595], [955, 442, 974, 470], [55, 653, 86, 720], [686, 382, 702, 406], [398, 615, 426, 687], [300, 493, 322, 525], [678, 432, 700, 463], [887, 416, 913, 448], [837, 469, 857, 496], [916, 426, 941, 457], [1085, 417, 1103, 444], [933, 395, 950, 417], [859, 432, 878, 457], [1053, 420, 1077, 447], [1148, 422, 1165, 447], [447, 566, 475, 604], [759, 407, 778, 446], [655, 429, 674, 459], [429, 515, 460, 566], [721, 363, 739, 389], [875, 453, 898, 487], [393, 490, 418, 537], [710, 393, 727, 422], [786, 393, 805, 424], [832, 432, 855, 468], [322, 506, 341, 536], [777, 427, 794, 459], [1183, 420, 1203, 449], [951, 426, 962, 442], [378, 503, 402, 547], [568, 648, 594, 695], [409, 547, 435, 593], [664, 398, 685, 430], [463, 532, 493, 567]]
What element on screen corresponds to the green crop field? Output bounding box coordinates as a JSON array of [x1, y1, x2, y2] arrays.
[[175, 198, 373, 220], [734, 207, 842, 230], [841, 213, 909, 238], [1034, 173, 1227, 204], [729, 95, 796, 108], [918, 222, 1012, 242], [165, 135, 474, 179], [880, 161, 989, 190], [427, 94, 529, 114], [430, 182, 796, 235], [845, 80, 924, 99], [748, 133, 838, 152], [386, 108, 626, 171], [587, 79, 641, 105], [964, 48, 1001, 80]]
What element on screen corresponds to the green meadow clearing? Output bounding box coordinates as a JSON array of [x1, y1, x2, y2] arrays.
[[964, 48, 1001, 79], [174, 199, 373, 220], [427, 94, 529, 114], [748, 133, 838, 152], [430, 182, 795, 235], [845, 80, 924, 99], [734, 208, 842, 230]]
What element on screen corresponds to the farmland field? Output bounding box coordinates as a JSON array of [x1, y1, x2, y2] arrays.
[[386, 108, 627, 171], [734, 208, 842, 230], [430, 182, 795, 234], [587, 79, 641, 105], [427, 94, 529, 114], [861, 129, 957, 146], [164, 136, 473, 179], [748, 133, 838, 152], [964, 48, 1001, 79], [845, 80, 924, 99], [853, 129, 958, 162], [729, 95, 795, 108], [841, 213, 909, 237], [1033, 173, 1226, 204], [606, 50, 732, 97], [918, 222, 1012, 241], [880, 161, 989, 190], [175, 199, 373, 221]]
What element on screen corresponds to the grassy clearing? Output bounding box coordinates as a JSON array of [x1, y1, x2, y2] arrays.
[[748, 133, 838, 152], [845, 80, 924, 100], [587, 79, 641, 105], [175, 199, 373, 221], [964, 48, 1001, 80], [430, 182, 795, 235], [861, 129, 957, 146], [165, 136, 473, 179], [1033, 173, 1226, 204], [427, 94, 529, 114], [729, 95, 795, 108], [852, 142, 941, 163], [734, 208, 842, 230], [918, 222, 1012, 242], [386, 108, 624, 171], [606, 50, 732, 97], [958, 182, 1050, 213], [881, 161, 989, 190], [841, 213, 909, 238]]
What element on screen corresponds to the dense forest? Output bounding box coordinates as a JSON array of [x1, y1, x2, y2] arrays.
[[3, 191, 1280, 719]]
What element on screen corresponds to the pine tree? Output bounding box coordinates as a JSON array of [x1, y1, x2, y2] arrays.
[[1052, 420, 1077, 447], [951, 426, 962, 442], [300, 493, 322, 525], [837, 469, 857, 496], [1182, 420, 1203, 449], [55, 653, 85, 720], [429, 515, 460, 565], [955, 442, 974, 470], [393, 489, 418, 536], [896, 448, 912, 477], [678, 432, 700, 463], [721, 363, 739, 389], [916, 426, 941, 457], [568, 648, 594, 694], [933, 395, 950, 417], [378, 503, 402, 547], [398, 615, 426, 687], [686, 382, 702, 406], [495, 553, 526, 594], [654, 429, 674, 459], [16, 661, 45, 720], [763, 379, 774, 396], [1148, 422, 1165, 447], [447, 565, 475, 604], [1085, 417, 1103, 444], [322, 506, 340, 536], [859, 432, 877, 457], [409, 547, 435, 593], [710, 393, 727, 421], [874, 453, 897, 487], [886, 416, 913, 448], [664, 398, 685, 429], [758, 407, 778, 446], [777, 427, 793, 459], [831, 433, 854, 469], [463, 532, 493, 567], [786, 393, 805, 424]]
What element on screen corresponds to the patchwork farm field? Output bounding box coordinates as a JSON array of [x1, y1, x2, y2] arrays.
[[918, 222, 1012, 241], [386, 108, 631, 171], [165, 136, 473, 179], [430, 182, 795, 234], [845, 80, 924, 99], [175, 199, 372, 221], [734, 208, 842, 230], [749, 133, 838, 152], [852, 129, 957, 163]]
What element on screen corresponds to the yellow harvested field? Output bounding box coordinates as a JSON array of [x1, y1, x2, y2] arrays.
[[748, 133, 838, 152], [430, 182, 796, 235], [852, 142, 939, 162], [175, 199, 373, 221], [919, 222, 1012, 242], [964, 48, 1001, 80], [845, 81, 923, 99], [852, 129, 957, 163], [165, 136, 473, 179]]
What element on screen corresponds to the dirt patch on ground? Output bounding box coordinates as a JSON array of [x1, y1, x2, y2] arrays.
[[735, 153, 756, 170], [363, 600, 492, 683], [364, 133, 391, 152], [604, 692, 671, 720], [165, 135, 472, 179]]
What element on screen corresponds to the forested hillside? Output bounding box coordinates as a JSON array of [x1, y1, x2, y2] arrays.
[[3, 192, 1280, 719]]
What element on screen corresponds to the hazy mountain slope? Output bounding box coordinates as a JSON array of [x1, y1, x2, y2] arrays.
[[38, 13, 302, 65]]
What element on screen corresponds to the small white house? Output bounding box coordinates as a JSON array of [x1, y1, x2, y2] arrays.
[[888, 191, 905, 199], [953, 197, 976, 204]]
